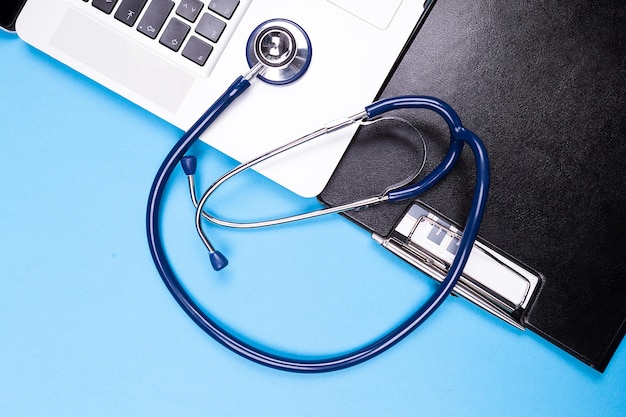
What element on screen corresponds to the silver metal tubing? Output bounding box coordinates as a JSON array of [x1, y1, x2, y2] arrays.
[[193, 111, 369, 249], [244, 62, 266, 81], [203, 193, 385, 228]]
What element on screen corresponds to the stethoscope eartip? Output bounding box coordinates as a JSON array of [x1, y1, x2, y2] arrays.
[[181, 155, 197, 175], [209, 250, 229, 271]]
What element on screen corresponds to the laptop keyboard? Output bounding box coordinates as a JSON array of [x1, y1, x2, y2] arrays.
[[80, 0, 245, 70]]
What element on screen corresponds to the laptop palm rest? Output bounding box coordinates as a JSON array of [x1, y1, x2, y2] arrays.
[[50, 8, 193, 114]]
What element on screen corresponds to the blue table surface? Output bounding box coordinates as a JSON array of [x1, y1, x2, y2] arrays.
[[1, 29, 624, 417]]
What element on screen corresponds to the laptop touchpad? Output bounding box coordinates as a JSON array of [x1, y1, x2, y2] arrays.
[[328, 0, 405, 30], [51, 8, 193, 114]]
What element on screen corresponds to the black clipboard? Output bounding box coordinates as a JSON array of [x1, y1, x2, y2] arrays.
[[319, 0, 626, 372]]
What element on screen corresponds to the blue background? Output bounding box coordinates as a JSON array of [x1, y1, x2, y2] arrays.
[[1, 29, 624, 416]]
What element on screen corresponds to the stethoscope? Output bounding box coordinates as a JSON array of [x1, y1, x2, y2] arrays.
[[146, 19, 490, 373]]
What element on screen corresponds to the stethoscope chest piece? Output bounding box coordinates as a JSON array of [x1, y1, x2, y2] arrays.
[[246, 19, 312, 85]]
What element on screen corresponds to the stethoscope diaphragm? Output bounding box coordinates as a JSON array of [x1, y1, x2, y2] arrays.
[[246, 19, 312, 85]]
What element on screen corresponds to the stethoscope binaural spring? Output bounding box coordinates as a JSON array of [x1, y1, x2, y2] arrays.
[[146, 18, 490, 373]]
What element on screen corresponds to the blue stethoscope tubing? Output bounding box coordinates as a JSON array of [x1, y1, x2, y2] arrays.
[[146, 75, 490, 372]]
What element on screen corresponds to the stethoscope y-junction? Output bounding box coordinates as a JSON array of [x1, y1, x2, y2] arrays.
[[146, 19, 490, 373]]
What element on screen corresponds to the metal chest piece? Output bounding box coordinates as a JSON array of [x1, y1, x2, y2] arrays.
[[246, 19, 312, 85]]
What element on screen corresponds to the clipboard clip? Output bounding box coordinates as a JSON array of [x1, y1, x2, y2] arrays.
[[373, 203, 542, 329]]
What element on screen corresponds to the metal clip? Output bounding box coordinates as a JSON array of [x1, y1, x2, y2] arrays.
[[373, 203, 542, 329]]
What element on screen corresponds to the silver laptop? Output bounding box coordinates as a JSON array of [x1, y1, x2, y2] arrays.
[[12, 0, 429, 197]]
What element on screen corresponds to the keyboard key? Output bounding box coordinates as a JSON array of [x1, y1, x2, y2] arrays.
[[159, 18, 190, 52], [93, 0, 119, 14], [176, 0, 204, 23], [208, 0, 239, 19], [114, 0, 148, 26], [195, 13, 226, 43], [137, 0, 175, 39], [182, 36, 213, 66], [92, 0, 244, 67]]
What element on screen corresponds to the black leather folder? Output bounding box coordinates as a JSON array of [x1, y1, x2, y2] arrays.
[[319, 0, 626, 372]]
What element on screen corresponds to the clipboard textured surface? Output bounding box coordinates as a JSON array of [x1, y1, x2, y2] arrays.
[[319, 0, 626, 371]]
